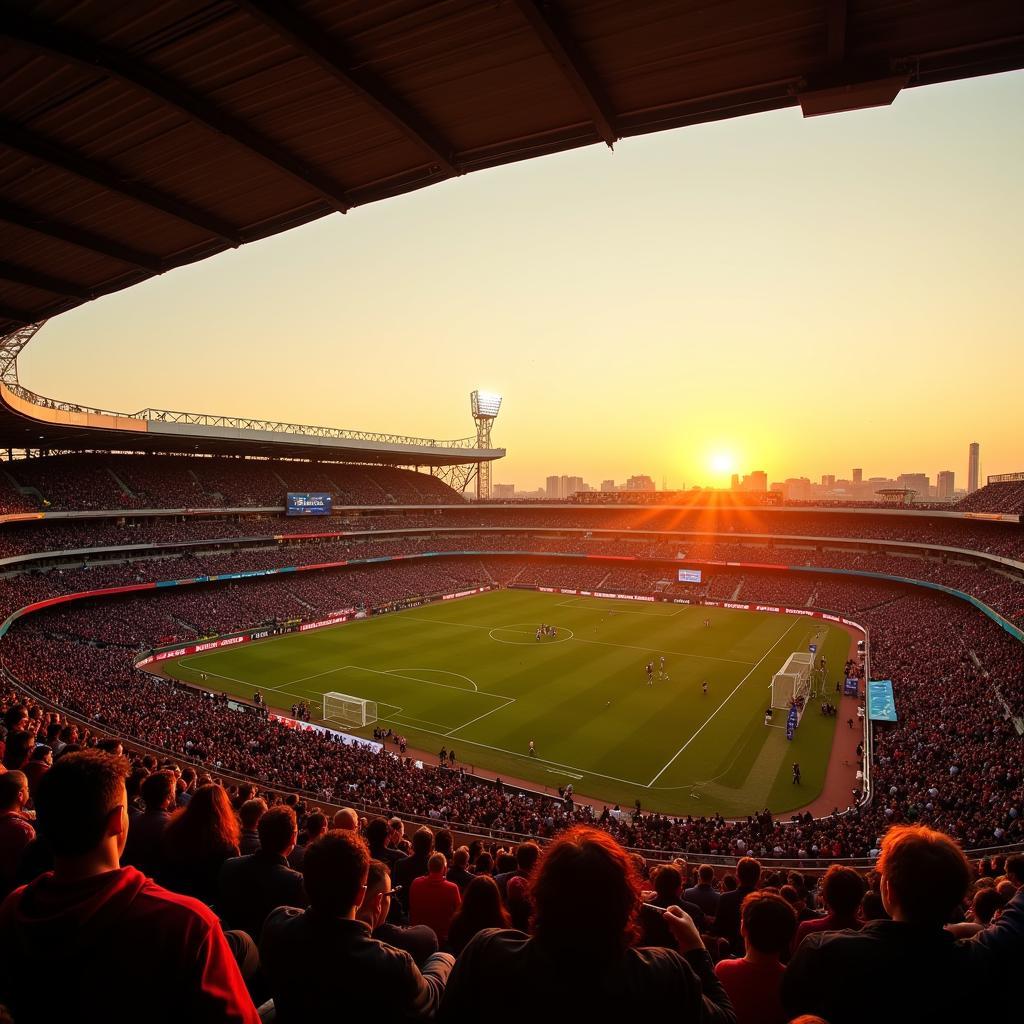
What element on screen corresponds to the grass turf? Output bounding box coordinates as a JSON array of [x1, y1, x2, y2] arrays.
[[161, 589, 850, 818]]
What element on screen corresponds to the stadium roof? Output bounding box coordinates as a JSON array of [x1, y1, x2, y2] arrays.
[[2, 0, 1023, 337], [0, 372, 501, 464]]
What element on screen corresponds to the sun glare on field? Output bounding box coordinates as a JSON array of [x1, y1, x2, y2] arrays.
[[709, 451, 735, 475]]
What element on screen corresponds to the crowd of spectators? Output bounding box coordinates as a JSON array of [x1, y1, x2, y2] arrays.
[[6, 517, 1024, 624], [2, 455, 464, 511], [957, 480, 1024, 514], [1, 555, 1022, 863], [0, 736, 1020, 1021], [8, 511, 1024, 562]]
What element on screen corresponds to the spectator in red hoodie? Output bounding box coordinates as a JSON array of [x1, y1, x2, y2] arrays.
[[0, 750, 258, 1023], [792, 865, 866, 951], [0, 771, 34, 897], [410, 852, 462, 944]]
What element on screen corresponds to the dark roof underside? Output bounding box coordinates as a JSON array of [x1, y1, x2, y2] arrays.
[[1, 0, 1022, 335]]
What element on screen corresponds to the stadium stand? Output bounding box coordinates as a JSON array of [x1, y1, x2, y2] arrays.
[[4, 1, 1023, 1015], [3, 554, 1023, 860], [5, 522, 1024, 631], [957, 480, 1024, 514], [2, 455, 465, 511]]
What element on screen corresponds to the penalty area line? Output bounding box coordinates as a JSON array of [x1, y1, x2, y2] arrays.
[[443, 697, 517, 738], [645, 618, 803, 788]]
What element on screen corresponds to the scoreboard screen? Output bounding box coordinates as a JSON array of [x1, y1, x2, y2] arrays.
[[677, 568, 703, 583], [286, 492, 332, 516]]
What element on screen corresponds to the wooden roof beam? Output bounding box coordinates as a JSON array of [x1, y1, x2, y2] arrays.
[[828, 0, 848, 64], [236, 0, 461, 177], [0, 200, 164, 273], [512, 0, 618, 148], [0, 260, 94, 299], [1, 122, 243, 245], [2, 12, 352, 213], [0, 304, 36, 328]]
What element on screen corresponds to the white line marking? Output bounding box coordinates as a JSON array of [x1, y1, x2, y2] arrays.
[[443, 697, 517, 738], [397, 613, 753, 665], [572, 634, 753, 666], [384, 667, 480, 692], [488, 625, 574, 645], [645, 619, 803, 788], [554, 597, 685, 618], [385, 713, 453, 731], [356, 665, 512, 701]]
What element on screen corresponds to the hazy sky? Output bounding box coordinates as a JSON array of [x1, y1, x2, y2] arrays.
[[23, 71, 1022, 491]]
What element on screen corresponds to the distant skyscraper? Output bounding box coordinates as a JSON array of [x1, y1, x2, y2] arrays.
[[968, 442, 980, 493], [744, 470, 768, 492], [936, 471, 955, 499], [625, 475, 655, 491], [822, 474, 835, 488], [897, 472, 930, 496], [566, 475, 584, 497], [783, 477, 812, 501], [545, 475, 559, 500], [852, 468, 863, 484], [730, 473, 740, 490], [492, 483, 515, 499], [601, 479, 615, 492]]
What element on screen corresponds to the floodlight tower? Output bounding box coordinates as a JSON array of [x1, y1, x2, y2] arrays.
[[470, 390, 502, 500]]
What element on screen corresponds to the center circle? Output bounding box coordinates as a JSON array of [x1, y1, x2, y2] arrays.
[[488, 623, 574, 646]]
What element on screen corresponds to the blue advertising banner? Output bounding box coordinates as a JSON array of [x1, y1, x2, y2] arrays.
[[867, 679, 898, 722], [844, 676, 859, 697], [677, 568, 703, 583], [287, 492, 332, 516]]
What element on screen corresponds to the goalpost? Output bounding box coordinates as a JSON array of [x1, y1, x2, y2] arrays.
[[323, 691, 377, 729], [771, 652, 814, 711]]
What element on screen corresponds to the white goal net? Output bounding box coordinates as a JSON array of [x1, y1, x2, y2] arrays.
[[323, 691, 377, 729], [771, 652, 815, 711]]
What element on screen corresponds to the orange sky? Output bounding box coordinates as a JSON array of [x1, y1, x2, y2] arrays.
[[23, 72, 1023, 491]]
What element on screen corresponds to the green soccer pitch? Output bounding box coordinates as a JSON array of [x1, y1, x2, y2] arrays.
[[160, 589, 852, 818]]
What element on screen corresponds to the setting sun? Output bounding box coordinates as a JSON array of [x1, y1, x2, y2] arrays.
[[709, 451, 736, 475]]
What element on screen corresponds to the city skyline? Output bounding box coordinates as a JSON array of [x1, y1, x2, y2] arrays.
[[500, 451, 978, 499], [19, 72, 1023, 491]]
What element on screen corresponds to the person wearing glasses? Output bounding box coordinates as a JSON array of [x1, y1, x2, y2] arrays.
[[261, 830, 454, 1020], [360, 859, 439, 966]]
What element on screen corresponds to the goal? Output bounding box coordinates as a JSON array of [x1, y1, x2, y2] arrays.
[[770, 652, 815, 711], [323, 691, 377, 729]]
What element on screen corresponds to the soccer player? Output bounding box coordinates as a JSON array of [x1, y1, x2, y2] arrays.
[[792, 762, 801, 785], [646, 661, 654, 687], [764, 708, 773, 726], [658, 655, 666, 678], [702, 680, 709, 697], [528, 740, 536, 757]]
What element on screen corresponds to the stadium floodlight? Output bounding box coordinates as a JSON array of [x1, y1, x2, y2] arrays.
[[471, 390, 502, 419], [470, 389, 502, 501]]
